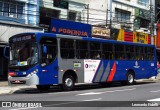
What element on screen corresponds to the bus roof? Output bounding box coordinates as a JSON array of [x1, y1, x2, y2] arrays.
[[83, 37, 155, 47], [11, 32, 155, 47]]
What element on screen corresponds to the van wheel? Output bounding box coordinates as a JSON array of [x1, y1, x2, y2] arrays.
[[62, 75, 75, 91], [36, 85, 50, 91]]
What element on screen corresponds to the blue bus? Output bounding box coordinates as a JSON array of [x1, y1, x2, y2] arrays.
[[8, 32, 157, 91]]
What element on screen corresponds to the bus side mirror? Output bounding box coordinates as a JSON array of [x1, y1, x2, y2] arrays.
[[4, 46, 9, 59]]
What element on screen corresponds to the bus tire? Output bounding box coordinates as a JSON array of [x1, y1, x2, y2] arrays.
[[62, 75, 75, 91], [36, 85, 50, 91], [126, 71, 135, 85]]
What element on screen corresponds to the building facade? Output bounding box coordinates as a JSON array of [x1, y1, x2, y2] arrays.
[[0, 0, 42, 42], [110, 0, 151, 32], [64, 0, 152, 33], [39, 0, 87, 32], [0, 0, 39, 26]]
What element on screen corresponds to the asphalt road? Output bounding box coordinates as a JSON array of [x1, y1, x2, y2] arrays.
[[0, 81, 160, 110]]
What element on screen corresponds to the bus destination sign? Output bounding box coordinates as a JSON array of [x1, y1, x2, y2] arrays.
[[10, 34, 35, 43]]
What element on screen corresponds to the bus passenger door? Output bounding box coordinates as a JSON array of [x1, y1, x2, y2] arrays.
[[39, 38, 58, 85]]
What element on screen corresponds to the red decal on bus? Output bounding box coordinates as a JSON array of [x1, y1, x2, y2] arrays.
[[107, 62, 116, 82]]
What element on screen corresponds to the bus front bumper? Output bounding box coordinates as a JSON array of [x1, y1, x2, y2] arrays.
[[8, 74, 39, 86]]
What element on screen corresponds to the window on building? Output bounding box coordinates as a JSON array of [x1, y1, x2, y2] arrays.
[[0, 0, 24, 19], [77, 12, 81, 22], [53, 0, 69, 9], [3, 1, 9, 17], [68, 11, 77, 21], [17, 2, 24, 19], [134, 18, 149, 29], [40, 8, 60, 19], [157, 4, 160, 22], [140, 19, 150, 28], [10, 2, 16, 18], [115, 8, 131, 23], [138, 0, 149, 6], [0, 1, 3, 15]]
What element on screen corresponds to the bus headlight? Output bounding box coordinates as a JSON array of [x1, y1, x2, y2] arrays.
[[31, 69, 38, 75], [27, 69, 38, 77]]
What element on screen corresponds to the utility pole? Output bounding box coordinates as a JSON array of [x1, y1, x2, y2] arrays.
[[86, 4, 89, 24], [110, 0, 112, 29], [150, 0, 154, 45], [106, 0, 108, 27]]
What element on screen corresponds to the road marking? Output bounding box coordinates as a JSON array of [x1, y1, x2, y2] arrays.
[[147, 98, 160, 101], [150, 90, 160, 93], [76, 88, 136, 96], [42, 101, 81, 107], [133, 85, 141, 87], [83, 98, 102, 101], [48, 90, 80, 94], [76, 92, 103, 96], [104, 88, 136, 93]]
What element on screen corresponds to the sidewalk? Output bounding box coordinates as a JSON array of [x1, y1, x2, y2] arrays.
[[0, 74, 160, 95], [0, 81, 36, 95]]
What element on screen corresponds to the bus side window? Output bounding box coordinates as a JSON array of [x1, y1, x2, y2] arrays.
[[148, 47, 154, 60], [76, 40, 88, 59], [40, 38, 57, 66], [102, 43, 113, 60], [135, 46, 144, 60], [90, 42, 101, 59], [60, 39, 75, 59], [115, 44, 125, 60], [125, 45, 135, 60]]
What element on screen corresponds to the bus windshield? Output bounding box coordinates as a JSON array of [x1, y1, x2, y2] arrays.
[[9, 42, 38, 66]]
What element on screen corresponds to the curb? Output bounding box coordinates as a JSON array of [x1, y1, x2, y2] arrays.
[[0, 86, 36, 95], [0, 90, 12, 95], [0, 87, 21, 95]]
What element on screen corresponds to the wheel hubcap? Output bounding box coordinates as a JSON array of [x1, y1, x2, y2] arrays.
[[128, 74, 133, 83], [65, 78, 73, 87]]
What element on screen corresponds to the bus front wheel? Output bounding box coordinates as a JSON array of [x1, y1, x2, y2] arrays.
[[62, 75, 75, 91]]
